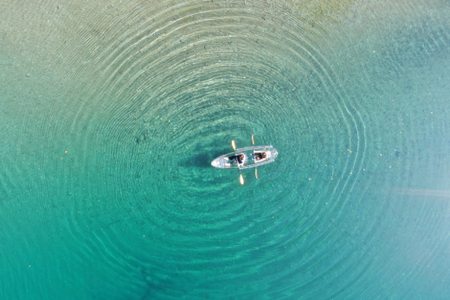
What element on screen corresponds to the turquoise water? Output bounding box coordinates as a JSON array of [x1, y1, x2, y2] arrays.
[[1, 0, 450, 299]]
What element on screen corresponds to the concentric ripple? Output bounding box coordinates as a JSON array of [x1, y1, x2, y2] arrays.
[[58, 0, 370, 298], [2, 0, 450, 299]]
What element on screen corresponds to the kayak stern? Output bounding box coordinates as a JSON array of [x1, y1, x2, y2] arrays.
[[211, 156, 225, 168]]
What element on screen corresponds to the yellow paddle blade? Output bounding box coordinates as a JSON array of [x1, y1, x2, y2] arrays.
[[239, 174, 245, 185], [231, 140, 236, 150], [255, 168, 258, 179], [251, 134, 255, 145]]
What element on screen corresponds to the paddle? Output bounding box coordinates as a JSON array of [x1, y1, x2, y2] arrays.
[[231, 140, 245, 185], [252, 134, 259, 180]]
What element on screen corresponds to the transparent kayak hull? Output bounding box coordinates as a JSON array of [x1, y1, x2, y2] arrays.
[[211, 145, 278, 169]]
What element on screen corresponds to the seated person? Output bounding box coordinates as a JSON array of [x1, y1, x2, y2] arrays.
[[251, 152, 267, 160], [228, 154, 244, 165]]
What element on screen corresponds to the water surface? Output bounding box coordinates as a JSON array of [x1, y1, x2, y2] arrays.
[[1, 0, 449, 299]]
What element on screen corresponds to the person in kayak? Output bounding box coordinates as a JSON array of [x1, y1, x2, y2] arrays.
[[228, 154, 244, 165], [251, 152, 267, 160]]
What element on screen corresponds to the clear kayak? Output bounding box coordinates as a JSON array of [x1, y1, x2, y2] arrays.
[[211, 145, 278, 169]]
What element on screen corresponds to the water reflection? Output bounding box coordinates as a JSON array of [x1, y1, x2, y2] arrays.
[[393, 188, 450, 199]]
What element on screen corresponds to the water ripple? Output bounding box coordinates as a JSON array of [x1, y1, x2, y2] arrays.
[[3, 0, 449, 299], [57, 1, 370, 297]]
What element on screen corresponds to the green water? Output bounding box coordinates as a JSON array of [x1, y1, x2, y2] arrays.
[[1, 0, 450, 299]]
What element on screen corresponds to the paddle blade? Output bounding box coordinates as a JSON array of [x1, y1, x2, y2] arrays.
[[251, 134, 255, 145], [239, 174, 245, 185], [231, 140, 236, 150], [255, 168, 259, 179]]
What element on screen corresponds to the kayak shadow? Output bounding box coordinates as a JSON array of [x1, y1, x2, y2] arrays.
[[182, 147, 229, 168]]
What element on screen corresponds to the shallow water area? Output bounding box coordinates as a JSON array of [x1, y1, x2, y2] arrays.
[[1, 0, 450, 299]]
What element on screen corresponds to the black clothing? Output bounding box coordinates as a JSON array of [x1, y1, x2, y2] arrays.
[[229, 154, 244, 164], [252, 152, 264, 160]]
